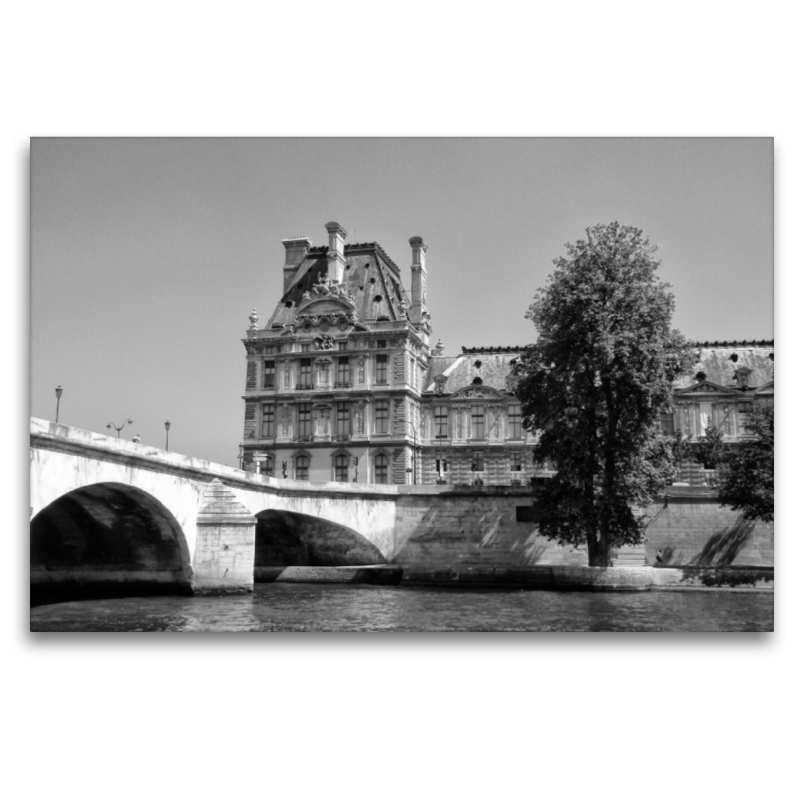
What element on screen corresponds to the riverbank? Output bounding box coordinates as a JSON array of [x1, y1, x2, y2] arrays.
[[253, 564, 774, 592]]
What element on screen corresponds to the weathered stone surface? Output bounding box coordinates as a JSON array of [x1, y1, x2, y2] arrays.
[[271, 565, 402, 584], [194, 479, 256, 593], [551, 566, 655, 591]]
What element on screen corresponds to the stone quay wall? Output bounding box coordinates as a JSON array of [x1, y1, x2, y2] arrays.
[[390, 485, 774, 570]]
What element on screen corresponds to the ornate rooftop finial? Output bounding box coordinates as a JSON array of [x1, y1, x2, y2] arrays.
[[249, 308, 259, 330], [434, 338, 445, 355]]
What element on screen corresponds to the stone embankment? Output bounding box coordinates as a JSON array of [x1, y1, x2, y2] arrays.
[[255, 564, 773, 591]]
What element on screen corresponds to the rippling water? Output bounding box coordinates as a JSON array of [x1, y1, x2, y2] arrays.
[[30, 584, 773, 632]]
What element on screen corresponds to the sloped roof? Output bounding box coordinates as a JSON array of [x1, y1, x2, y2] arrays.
[[674, 344, 774, 390], [266, 243, 410, 329], [424, 351, 521, 395]]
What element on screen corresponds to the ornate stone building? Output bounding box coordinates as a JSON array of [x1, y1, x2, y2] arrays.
[[242, 222, 774, 487], [241, 222, 432, 484]]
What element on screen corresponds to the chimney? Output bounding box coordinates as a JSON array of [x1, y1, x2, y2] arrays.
[[409, 236, 428, 324], [325, 221, 347, 283], [734, 366, 752, 389], [282, 237, 311, 293]]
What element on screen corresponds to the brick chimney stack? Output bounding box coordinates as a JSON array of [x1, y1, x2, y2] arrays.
[[409, 235, 428, 324], [325, 221, 348, 284], [282, 237, 311, 293]]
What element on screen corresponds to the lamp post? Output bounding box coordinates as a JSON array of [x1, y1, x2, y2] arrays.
[[165, 420, 171, 451], [107, 418, 133, 439], [55, 385, 63, 423]]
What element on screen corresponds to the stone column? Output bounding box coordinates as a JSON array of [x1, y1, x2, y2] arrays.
[[193, 479, 256, 594]]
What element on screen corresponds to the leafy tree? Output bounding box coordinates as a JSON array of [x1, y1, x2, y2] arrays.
[[694, 425, 730, 470], [716, 403, 774, 521], [516, 222, 691, 566]]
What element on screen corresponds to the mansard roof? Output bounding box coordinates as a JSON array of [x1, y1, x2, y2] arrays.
[[265, 242, 411, 330], [424, 341, 774, 399], [674, 342, 774, 390], [424, 351, 520, 395]]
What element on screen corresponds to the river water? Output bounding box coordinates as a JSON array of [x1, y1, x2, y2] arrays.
[[30, 584, 773, 632]]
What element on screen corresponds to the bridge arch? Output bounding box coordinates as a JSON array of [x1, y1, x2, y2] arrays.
[[254, 509, 386, 579], [31, 482, 193, 603]]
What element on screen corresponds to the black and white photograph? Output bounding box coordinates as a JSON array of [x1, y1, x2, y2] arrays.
[[29, 137, 773, 632], [8, 5, 797, 799]]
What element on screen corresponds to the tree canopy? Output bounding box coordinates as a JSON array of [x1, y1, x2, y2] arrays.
[[515, 222, 691, 566], [716, 403, 774, 521]]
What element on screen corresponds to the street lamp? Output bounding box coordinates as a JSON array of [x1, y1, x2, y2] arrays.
[[107, 418, 133, 438], [165, 420, 171, 451], [55, 386, 63, 423]]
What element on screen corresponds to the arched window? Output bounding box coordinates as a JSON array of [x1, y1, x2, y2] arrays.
[[374, 453, 389, 484], [334, 453, 350, 482], [295, 454, 310, 480]]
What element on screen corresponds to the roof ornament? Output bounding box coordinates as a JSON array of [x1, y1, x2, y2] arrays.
[[249, 308, 259, 330], [311, 273, 355, 302], [434, 338, 445, 355]]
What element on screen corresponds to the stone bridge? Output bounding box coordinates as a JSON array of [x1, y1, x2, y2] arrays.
[[30, 418, 403, 599]]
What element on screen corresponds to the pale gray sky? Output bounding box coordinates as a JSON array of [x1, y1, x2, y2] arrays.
[[31, 137, 772, 465]]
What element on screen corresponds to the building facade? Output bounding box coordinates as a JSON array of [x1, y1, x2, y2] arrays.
[[242, 222, 774, 487]]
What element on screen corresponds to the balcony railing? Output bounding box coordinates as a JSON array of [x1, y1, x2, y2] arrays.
[[293, 434, 314, 442], [295, 383, 314, 391], [333, 381, 352, 389], [334, 434, 351, 442]]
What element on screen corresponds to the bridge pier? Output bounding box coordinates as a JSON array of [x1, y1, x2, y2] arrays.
[[194, 479, 257, 594]]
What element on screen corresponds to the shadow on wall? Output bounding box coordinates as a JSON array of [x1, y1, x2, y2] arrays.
[[30, 482, 193, 605], [254, 510, 386, 571], [657, 515, 757, 568]]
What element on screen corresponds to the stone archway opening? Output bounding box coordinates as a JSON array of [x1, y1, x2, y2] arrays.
[[30, 482, 193, 604], [254, 510, 386, 581]]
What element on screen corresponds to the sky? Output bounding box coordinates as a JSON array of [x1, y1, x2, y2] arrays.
[[30, 137, 773, 465]]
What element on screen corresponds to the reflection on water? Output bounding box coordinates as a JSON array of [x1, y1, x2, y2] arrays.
[[30, 584, 774, 632]]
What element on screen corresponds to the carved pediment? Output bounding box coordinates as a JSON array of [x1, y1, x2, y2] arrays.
[[297, 295, 356, 316], [449, 385, 506, 400], [755, 380, 774, 395], [675, 380, 737, 395]]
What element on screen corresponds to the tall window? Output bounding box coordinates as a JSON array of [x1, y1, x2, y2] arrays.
[[374, 399, 389, 434], [738, 402, 753, 435], [660, 412, 675, 436], [336, 357, 351, 386], [301, 343, 311, 353], [471, 405, 485, 439], [297, 403, 312, 439], [338, 341, 348, 351], [261, 455, 274, 477], [263, 360, 276, 388], [295, 454, 310, 480], [375, 454, 389, 484], [375, 353, 388, 384], [508, 403, 522, 439], [335, 454, 349, 482], [298, 358, 313, 388], [510, 452, 522, 472], [410, 357, 416, 388], [434, 406, 449, 438], [336, 403, 350, 438], [472, 452, 484, 471], [261, 403, 275, 438]]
